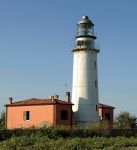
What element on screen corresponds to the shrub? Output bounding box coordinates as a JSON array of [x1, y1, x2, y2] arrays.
[[1, 135, 137, 149], [115, 112, 137, 129]]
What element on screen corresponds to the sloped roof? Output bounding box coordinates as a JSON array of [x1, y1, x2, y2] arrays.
[[5, 98, 73, 107], [99, 103, 115, 109]]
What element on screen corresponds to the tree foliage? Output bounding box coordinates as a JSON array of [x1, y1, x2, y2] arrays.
[[0, 111, 5, 129], [115, 111, 137, 128]]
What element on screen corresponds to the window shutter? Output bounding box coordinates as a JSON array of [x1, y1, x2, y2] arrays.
[[23, 111, 26, 120]]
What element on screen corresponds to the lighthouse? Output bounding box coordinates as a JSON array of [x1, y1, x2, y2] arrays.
[[72, 16, 100, 127]]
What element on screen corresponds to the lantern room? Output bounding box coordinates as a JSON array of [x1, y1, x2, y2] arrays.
[[76, 16, 96, 38]]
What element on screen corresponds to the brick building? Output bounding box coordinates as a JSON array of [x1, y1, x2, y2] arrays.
[[5, 94, 115, 129], [99, 103, 115, 127], [5, 93, 73, 129]]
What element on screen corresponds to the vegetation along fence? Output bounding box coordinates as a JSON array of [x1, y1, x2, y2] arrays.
[[1, 128, 137, 141]]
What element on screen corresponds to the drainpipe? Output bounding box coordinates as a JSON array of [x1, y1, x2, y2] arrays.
[[71, 107, 73, 128], [53, 104, 57, 126], [5, 106, 7, 129]]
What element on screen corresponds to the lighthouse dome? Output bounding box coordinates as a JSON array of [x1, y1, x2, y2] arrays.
[[78, 16, 94, 27], [76, 16, 95, 38]]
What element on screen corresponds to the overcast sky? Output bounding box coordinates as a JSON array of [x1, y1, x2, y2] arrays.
[[0, 0, 137, 116]]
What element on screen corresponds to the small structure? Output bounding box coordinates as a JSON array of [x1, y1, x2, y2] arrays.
[[99, 103, 115, 127], [5, 93, 73, 129]]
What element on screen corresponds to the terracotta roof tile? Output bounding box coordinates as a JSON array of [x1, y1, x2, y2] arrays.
[[5, 98, 73, 107], [99, 103, 115, 109]]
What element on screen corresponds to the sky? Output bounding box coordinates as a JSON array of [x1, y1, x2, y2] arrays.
[[0, 0, 137, 116]]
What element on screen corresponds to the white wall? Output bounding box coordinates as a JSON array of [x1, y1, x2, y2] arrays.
[[72, 49, 99, 124]]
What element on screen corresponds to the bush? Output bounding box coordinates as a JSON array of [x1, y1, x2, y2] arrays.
[[0, 111, 5, 129], [1, 135, 137, 149], [115, 112, 137, 129]]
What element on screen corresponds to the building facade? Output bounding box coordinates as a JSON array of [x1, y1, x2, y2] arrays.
[[5, 95, 73, 129], [72, 16, 99, 127], [99, 103, 115, 127]]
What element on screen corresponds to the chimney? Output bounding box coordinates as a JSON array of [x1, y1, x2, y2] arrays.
[[65, 92, 71, 103], [9, 97, 13, 104], [51, 96, 54, 101], [54, 95, 59, 100]]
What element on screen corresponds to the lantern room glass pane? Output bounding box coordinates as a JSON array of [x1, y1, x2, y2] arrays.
[[77, 27, 93, 36]]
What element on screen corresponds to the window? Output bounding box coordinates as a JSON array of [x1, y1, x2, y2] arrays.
[[61, 110, 68, 120], [96, 105, 98, 111], [94, 61, 97, 68], [95, 80, 98, 88], [23, 111, 30, 121], [77, 40, 91, 47], [105, 113, 110, 121]]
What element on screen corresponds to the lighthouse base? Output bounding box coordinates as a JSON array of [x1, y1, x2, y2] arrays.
[[73, 112, 99, 128], [75, 121, 99, 129]]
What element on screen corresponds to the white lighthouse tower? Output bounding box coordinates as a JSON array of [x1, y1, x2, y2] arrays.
[[72, 16, 100, 127]]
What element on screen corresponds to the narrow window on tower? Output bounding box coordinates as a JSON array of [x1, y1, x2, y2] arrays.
[[96, 105, 98, 111], [94, 61, 97, 68], [95, 80, 98, 88]]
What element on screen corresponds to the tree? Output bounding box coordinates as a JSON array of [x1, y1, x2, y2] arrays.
[[115, 111, 137, 129], [0, 111, 5, 129]]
